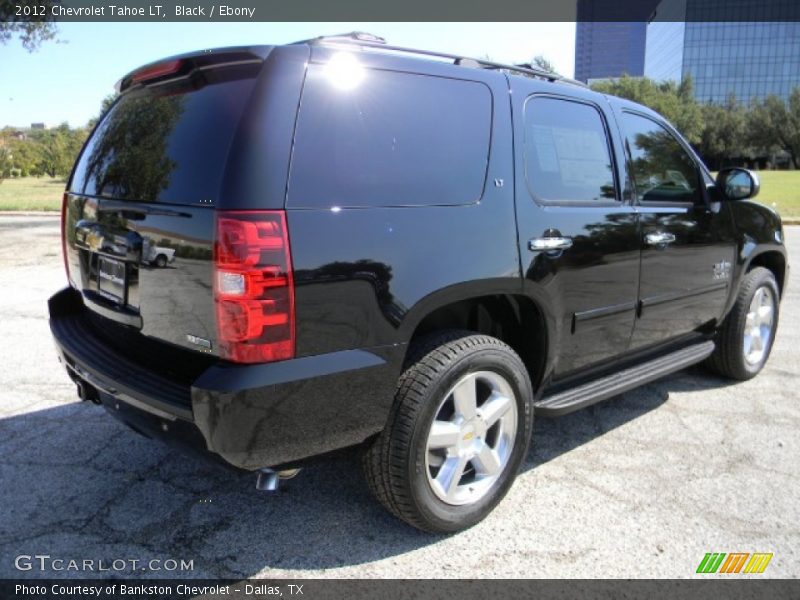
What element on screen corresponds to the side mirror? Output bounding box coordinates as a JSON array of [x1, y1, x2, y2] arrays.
[[716, 168, 760, 201]]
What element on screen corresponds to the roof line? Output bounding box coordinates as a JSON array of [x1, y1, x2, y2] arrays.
[[293, 32, 587, 88]]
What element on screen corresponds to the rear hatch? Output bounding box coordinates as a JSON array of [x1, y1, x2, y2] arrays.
[[63, 48, 269, 360]]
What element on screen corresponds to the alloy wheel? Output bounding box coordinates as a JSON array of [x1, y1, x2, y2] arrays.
[[424, 370, 518, 506], [743, 285, 775, 365]]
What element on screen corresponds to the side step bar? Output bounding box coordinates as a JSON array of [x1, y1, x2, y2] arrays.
[[535, 340, 715, 417]]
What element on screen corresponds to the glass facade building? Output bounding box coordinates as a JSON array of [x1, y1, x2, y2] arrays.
[[645, 0, 800, 103], [574, 0, 661, 83]]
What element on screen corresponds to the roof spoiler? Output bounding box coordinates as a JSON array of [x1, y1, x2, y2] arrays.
[[116, 46, 272, 93]]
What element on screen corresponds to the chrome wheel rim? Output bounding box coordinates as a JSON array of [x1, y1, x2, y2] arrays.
[[424, 370, 518, 506], [743, 285, 775, 365]]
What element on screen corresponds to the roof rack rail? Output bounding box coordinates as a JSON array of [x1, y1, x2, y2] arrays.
[[301, 31, 387, 45], [294, 32, 587, 88]]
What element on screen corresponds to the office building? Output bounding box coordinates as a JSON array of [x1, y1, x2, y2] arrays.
[[645, 0, 800, 102], [574, 0, 661, 83]]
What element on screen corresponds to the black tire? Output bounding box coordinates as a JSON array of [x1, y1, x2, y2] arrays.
[[155, 254, 167, 268], [705, 267, 780, 380], [363, 330, 534, 533]]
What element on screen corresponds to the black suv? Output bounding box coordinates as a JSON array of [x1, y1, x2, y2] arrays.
[[50, 34, 787, 533]]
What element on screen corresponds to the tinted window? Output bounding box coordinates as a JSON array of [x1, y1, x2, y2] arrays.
[[70, 65, 258, 204], [288, 66, 492, 208], [524, 97, 616, 203], [621, 112, 701, 203]]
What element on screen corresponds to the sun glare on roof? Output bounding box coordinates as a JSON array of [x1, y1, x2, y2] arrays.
[[325, 52, 366, 91]]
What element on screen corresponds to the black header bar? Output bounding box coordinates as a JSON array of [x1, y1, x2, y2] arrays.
[[4, 0, 800, 23]]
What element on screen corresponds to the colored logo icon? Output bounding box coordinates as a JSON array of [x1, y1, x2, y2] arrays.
[[696, 553, 773, 574]]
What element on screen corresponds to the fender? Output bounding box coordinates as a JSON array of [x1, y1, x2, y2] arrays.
[[725, 199, 788, 317]]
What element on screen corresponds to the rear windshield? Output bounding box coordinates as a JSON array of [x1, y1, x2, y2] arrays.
[[70, 63, 259, 205]]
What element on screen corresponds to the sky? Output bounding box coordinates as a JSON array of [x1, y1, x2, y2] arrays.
[[0, 22, 576, 128]]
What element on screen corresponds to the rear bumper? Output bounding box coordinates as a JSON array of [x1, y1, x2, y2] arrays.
[[49, 287, 401, 470]]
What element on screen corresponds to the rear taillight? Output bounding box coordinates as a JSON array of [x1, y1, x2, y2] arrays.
[[61, 192, 72, 285], [214, 211, 295, 363]]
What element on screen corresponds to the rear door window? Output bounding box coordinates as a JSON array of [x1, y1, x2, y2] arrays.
[[288, 66, 492, 208], [70, 64, 259, 205], [523, 96, 617, 203]]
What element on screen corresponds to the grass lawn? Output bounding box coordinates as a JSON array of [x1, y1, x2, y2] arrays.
[[0, 171, 798, 219], [752, 170, 800, 220], [0, 176, 65, 211]]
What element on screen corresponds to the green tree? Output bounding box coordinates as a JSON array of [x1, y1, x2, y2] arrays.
[[590, 75, 704, 144], [31, 123, 85, 179], [65, 126, 88, 173], [87, 94, 118, 129], [8, 136, 42, 176], [0, 1, 58, 51], [81, 94, 183, 200], [34, 129, 67, 178], [698, 94, 747, 169], [0, 141, 11, 182], [532, 55, 556, 74], [747, 89, 800, 168]]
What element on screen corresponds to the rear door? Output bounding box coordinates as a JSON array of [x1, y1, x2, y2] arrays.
[[64, 53, 267, 356], [613, 108, 737, 349], [512, 84, 641, 379]]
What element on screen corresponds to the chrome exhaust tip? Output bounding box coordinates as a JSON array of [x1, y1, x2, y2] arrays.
[[255, 469, 280, 492], [255, 468, 302, 492]]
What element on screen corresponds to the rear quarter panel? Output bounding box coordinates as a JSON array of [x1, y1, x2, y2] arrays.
[[285, 52, 520, 358]]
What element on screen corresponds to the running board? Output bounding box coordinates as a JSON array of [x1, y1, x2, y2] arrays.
[[535, 340, 715, 417]]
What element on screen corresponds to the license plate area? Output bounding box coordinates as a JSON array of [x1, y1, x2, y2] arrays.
[[97, 256, 128, 304]]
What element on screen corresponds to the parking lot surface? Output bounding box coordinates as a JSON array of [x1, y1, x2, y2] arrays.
[[0, 215, 798, 578]]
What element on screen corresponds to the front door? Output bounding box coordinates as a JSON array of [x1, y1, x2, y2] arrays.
[[512, 87, 641, 380], [614, 109, 737, 349]]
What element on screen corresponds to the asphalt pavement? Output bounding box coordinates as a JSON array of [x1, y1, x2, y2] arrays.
[[0, 215, 797, 578]]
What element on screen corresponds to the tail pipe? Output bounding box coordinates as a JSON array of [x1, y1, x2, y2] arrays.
[[255, 468, 301, 493]]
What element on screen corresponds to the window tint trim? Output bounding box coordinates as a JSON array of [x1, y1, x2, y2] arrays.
[[620, 109, 704, 208], [522, 93, 621, 207]]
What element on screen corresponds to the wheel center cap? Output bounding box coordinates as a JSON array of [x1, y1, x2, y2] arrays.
[[458, 419, 486, 452], [461, 425, 476, 443]]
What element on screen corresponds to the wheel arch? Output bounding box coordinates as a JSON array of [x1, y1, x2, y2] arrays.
[[728, 200, 787, 298], [402, 289, 550, 391], [746, 250, 787, 297]]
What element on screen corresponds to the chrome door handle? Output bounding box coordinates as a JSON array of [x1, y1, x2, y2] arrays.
[[645, 231, 676, 246], [529, 237, 573, 252]]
